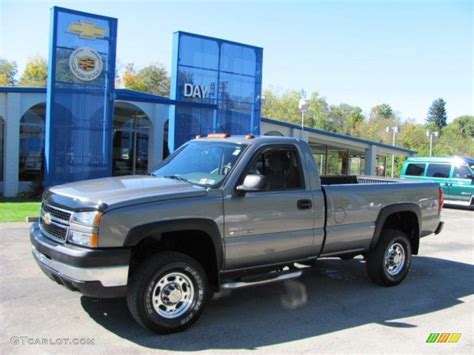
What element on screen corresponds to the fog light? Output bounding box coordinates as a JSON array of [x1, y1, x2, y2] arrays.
[[68, 230, 98, 247]]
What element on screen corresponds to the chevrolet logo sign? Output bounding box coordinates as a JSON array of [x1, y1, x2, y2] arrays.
[[67, 22, 106, 40]]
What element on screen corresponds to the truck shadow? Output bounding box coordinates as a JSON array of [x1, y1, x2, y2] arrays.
[[81, 256, 473, 350]]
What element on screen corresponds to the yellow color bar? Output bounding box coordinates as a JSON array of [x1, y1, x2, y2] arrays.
[[447, 333, 462, 343]]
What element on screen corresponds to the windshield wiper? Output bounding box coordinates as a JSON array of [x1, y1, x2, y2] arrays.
[[163, 175, 191, 183]]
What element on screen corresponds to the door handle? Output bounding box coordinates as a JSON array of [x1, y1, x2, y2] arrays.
[[297, 199, 312, 210]]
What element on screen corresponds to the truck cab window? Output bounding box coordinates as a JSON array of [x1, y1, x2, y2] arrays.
[[248, 148, 303, 190], [405, 163, 426, 176], [426, 164, 451, 178], [453, 165, 472, 179]]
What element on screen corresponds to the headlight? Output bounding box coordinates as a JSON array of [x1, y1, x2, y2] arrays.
[[69, 210, 102, 247], [68, 230, 98, 247], [71, 211, 102, 227]]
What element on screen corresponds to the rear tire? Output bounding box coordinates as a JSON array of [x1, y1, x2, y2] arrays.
[[366, 229, 412, 287], [127, 251, 209, 334]]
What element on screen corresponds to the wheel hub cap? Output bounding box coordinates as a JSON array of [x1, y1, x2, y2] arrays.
[[167, 288, 182, 303], [152, 272, 195, 319], [384, 242, 406, 276]]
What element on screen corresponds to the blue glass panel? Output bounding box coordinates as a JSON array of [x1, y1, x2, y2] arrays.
[[179, 36, 219, 70], [169, 32, 263, 151], [44, 7, 117, 187], [220, 43, 257, 76]]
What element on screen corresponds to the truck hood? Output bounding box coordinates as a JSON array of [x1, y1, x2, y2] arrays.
[[46, 175, 207, 210]]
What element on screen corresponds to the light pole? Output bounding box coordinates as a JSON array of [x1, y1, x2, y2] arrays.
[[426, 130, 439, 157], [298, 97, 310, 139], [385, 126, 400, 177]]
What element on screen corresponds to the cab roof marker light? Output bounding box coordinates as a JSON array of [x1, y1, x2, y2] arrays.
[[195, 134, 203, 139], [245, 134, 255, 139], [207, 133, 230, 138]]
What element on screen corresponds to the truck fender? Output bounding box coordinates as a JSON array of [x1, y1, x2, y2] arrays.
[[370, 203, 421, 250], [124, 218, 224, 270]]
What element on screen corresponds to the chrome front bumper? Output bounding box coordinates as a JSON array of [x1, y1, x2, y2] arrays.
[[30, 223, 130, 297], [32, 245, 129, 287]]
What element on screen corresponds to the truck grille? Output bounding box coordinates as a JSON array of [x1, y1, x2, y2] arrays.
[[40, 202, 72, 243], [42, 203, 72, 221]]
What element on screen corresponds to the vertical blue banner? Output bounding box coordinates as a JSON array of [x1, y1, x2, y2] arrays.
[[45, 7, 117, 187], [169, 32, 263, 152]]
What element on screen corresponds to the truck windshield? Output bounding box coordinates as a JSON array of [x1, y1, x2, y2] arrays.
[[152, 141, 247, 187]]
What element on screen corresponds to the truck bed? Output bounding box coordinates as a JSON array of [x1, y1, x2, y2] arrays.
[[321, 175, 400, 185], [319, 177, 441, 256]]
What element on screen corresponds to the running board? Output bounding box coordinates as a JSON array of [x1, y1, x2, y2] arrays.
[[221, 270, 302, 289]]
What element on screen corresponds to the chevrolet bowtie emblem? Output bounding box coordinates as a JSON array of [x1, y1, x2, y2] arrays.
[[42, 212, 52, 225], [67, 21, 106, 40]]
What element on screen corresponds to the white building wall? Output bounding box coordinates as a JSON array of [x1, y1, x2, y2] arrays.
[[365, 145, 377, 176], [149, 104, 169, 169]]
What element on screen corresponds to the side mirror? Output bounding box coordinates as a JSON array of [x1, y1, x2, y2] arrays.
[[236, 174, 267, 194]]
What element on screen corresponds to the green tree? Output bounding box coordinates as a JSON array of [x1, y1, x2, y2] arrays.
[[434, 123, 474, 157], [122, 63, 170, 96], [328, 103, 365, 134], [452, 115, 474, 137], [306, 91, 331, 130], [261, 88, 331, 130], [398, 120, 430, 155], [357, 104, 400, 144], [0, 58, 18, 86], [19, 56, 47, 87], [262, 89, 301, 124], [426, 98, 447, 129], [370, 104, 394, 119]]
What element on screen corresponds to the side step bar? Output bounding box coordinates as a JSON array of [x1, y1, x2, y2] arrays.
[[221, 270, 302, 289]]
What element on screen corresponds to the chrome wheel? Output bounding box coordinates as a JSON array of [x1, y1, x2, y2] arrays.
[[152, 272, 195, 319], [384, 242, 406, 276]]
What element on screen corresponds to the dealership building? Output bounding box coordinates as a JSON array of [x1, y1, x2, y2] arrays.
[[0, 7, 415, 197]]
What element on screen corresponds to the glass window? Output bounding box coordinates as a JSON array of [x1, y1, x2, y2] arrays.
[[152, 141, 247, 187], [426, 164, 451, 178], [405, 163, 426, 176], [247, 148, 304, 191], [19, 104, 45, 181], [453, 165, 472, 179], [113, 103, 151, 176]]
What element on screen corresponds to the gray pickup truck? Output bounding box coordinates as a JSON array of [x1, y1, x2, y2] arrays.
[[30, 135, 444, 333]]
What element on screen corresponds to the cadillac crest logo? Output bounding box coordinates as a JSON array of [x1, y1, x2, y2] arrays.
[[69, 47, 103, 81]]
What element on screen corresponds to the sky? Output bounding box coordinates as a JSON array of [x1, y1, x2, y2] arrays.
[[0, 0, 472, 123]]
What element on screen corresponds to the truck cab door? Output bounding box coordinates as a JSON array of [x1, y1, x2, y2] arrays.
[[223, 145, 324, 270], [425, 163, 454, 199], [448, 164, 474, 203]]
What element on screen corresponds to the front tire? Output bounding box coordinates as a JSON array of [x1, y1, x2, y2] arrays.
[[127, 251, 209, 334], [366, 229, 412, 286]]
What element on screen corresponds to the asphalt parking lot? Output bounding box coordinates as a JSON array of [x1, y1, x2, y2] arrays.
[[0, 207, 472, 354]]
